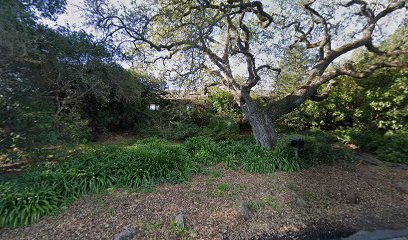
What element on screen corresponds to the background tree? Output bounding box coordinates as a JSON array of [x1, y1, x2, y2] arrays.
[[0, 0, 151, 158]]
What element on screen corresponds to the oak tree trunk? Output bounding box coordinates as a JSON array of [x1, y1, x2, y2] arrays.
[[243, 103, 278, 149]]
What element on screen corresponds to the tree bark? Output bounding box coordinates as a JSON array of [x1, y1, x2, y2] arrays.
[[242, 101, 278, 149]]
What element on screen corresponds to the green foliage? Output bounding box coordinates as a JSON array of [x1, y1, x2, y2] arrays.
[[336, 129, 408, 164], [0, 132, 347, 228], [0, 23, 150, 159], [168, 123, 203, 141], [248, 196, 280, 211], [204, 116, 240, 140], [189, 131, 342, 172], [300, 137, 336, 165], [279, 67, 407, 164], [208, 89, 243, 119], [184, 136, 221, 165], [212, 182, 230, 196], [0, 139, 198, 228], [140, 103, 203, 141], [376, 132, 408, 164], [334, 129, 382, 151], [0, 0, 154, 159], [279, 27, 407, 136], [242, 138, 302, 172], [0, 185, 62, 227]]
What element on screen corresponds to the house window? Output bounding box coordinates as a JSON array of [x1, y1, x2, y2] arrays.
[[149, 104, 160, 111]]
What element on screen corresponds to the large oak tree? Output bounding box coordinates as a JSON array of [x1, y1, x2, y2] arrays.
[[85, 0, 407, 148]]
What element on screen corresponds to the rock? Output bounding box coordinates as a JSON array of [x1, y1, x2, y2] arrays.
[[295, 197, 306, 208], [114, 226, 136, 240], [238, 202, 251, 221], [350, 192, 361, 204], [220, 226, 229, 239], [396, 181, 408, 194], [175, 213, 185, 228]]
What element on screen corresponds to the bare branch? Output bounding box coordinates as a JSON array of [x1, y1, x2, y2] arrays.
[[256, 65, 281, 75], [322, 61, 407, 81], [309, 80, 336, 102]]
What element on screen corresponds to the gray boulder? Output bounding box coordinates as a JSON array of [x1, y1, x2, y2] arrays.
[[114, 226, 136, 240], [175, 213, 185, 228], [396, 181, 408, 194], [238, 202, 251, 221], [295, 197, 306, 208]]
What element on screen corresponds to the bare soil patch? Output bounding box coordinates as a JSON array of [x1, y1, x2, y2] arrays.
[[1, 160, 407, 240]]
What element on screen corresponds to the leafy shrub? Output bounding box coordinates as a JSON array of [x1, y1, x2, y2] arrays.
[[335, 129, 383, 151], [189, 105, 212, 126], [140, 122, 202, 141], [376, 133, 408, 164], [184, 136, 219, 165], [1, 112, 91, 161], [140, 103, 204, 141], [204, 116, 240, 140], [334, 129, 407, 163], [306, 129, 339, 144], [301, 136, 336, 165], [208, 89, 242, 119], [167, 123, 203, 141]]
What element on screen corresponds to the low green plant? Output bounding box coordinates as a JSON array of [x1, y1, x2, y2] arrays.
[[185, 136, 305, 172], [376, 132, 408, 164], [204, 169, 224, 178], [248, 196, 280, 211], [241, 138, 303, 172], [204, 116, 240, 140], [141, 221, 163, 234], [169, 220, 197, 239], [335, 129, 408, 164], [212, 182, 230, 196], [168, 123, 203, 141], [0, 132, 347, 228], [0, 185, 62, 227], [0, 138, 198, 228]]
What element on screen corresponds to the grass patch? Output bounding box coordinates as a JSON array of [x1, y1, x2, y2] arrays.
[[210, 182, 247, 199], [169, 220, 197, 239], [287, 183, 330, 208], [248, 196, 280, 211], [206, 169, 224, 178], [303, 191, 331, 208], [212, 182, 230, 196], [141, 221, 163, 234]]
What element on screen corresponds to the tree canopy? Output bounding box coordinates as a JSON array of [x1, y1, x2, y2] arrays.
[[85, 0, 407, 147], [0, 0, 153, 156]]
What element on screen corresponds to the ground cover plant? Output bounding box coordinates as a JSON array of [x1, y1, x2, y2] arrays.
[[0, 132, 345, 228], [0, 139, 196, 227]]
